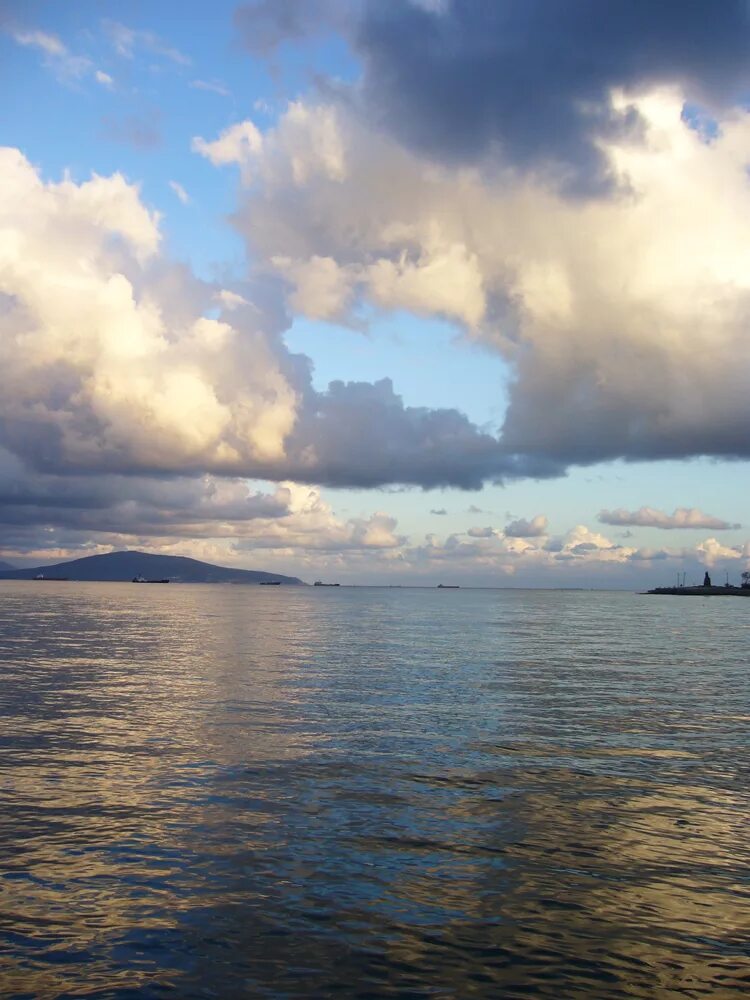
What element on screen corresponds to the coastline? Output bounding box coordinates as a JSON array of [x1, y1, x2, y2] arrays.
[[646, 585, 750, 597]]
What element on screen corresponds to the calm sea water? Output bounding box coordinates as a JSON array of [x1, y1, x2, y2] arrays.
[[1, 582, 748, 999]]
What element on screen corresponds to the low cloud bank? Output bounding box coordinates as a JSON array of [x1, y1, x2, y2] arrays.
[[599, 507, 741, 531]]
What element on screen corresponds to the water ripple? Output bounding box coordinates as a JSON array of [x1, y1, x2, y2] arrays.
[[1, 582, 749, 997]]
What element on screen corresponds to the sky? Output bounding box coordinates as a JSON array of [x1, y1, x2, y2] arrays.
[[1, 0, 749, 587]]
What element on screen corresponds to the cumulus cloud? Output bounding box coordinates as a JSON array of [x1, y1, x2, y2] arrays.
[[273, 254, 352, 320], [599, 506, 741, 531], [192, 120, 263, 170], [467, 526, 495, 539], [215, 289, 250, 310], [235, 0, 750, 192], [196, 91, 750, 471], [0, 148, 523, 498], [417, 521, 750, 586], [504, 515, 548, 538], [394, 519, 675, 586], [695, 537, 750, 567]]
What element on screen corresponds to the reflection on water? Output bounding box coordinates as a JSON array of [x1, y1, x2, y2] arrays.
[[1, 583, 749, 998]]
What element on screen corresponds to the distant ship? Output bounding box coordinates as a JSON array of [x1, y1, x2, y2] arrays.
[[132, 576, 170, 583], [314, 581, 340, 586], [34, 573, 69, 581], [259, 580, 281, 585], [437, 584, 459, 589]]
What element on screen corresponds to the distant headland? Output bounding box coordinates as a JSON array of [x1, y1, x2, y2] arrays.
[[0, 550, 304, 585], [647, 570, 750, 597]]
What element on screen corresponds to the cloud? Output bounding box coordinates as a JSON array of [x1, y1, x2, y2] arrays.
[[102, 112, 162, 150], [237, 0, 750, 192], [273, 254, 352, 320], [192, 120, 263, 170], [599, 506, 741, 531], [12, 29, 65, 56], [190, 79, 231, 97], [10, 26, 97, 83], [0, 147, 527, 496], [0, 450, 404, 555], [215, 289, 250, 310], [169, 180, 190, 204], [284, 376, 529, 488], [234, 0, 350, 54], [504, 515, 548, 538], [467, 526, 495, 539], [430, 508, 447, 515], [102, 20, 190, 66], [695, 537, 749, 567], [554, 525, 624, 562], [196, 93, 750, 472], [95, 70, 114, 87]]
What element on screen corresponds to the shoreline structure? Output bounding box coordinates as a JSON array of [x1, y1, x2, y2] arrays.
[[647, 585, 750, 597]]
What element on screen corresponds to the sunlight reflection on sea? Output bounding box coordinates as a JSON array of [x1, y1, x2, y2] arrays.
[[1, 583, 749, 998]]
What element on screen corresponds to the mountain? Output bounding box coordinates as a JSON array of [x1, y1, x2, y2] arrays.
[[0, 550, 304, 584], [0, 560, 15, 571]]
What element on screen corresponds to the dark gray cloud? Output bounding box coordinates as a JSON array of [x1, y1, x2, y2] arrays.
[[430, 508, 447, 515], [236, 0, 750, 190], [281, 377, 550, 489], [0, 451, 290, 538], [504, 514, 547, 538], [234, 0, 353, 53], [498, 339, 750, 467], [101, 111, 163, 150], [357, 0, 750, 188]]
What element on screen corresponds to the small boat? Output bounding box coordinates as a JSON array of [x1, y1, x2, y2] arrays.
[[314, 581, 340, 586], [259, 580, 281, 585], [133, 576, 170, 583], [437, 584, 460, 589], [34, 574, 69, 581]]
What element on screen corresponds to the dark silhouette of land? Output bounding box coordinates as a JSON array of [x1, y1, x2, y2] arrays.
[[647, 585, 750, 597], [0, 550, 304, 585], [0, 560, 15, 572]]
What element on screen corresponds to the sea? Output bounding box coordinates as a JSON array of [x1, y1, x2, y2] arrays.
[[1, 581, 748, 999]]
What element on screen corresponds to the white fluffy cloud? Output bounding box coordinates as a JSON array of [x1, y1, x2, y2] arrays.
[[196, 89, 750, 470], [695, 537, 750, 568], [0, 146, 519, 519], [0, 149, 297, 474]]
